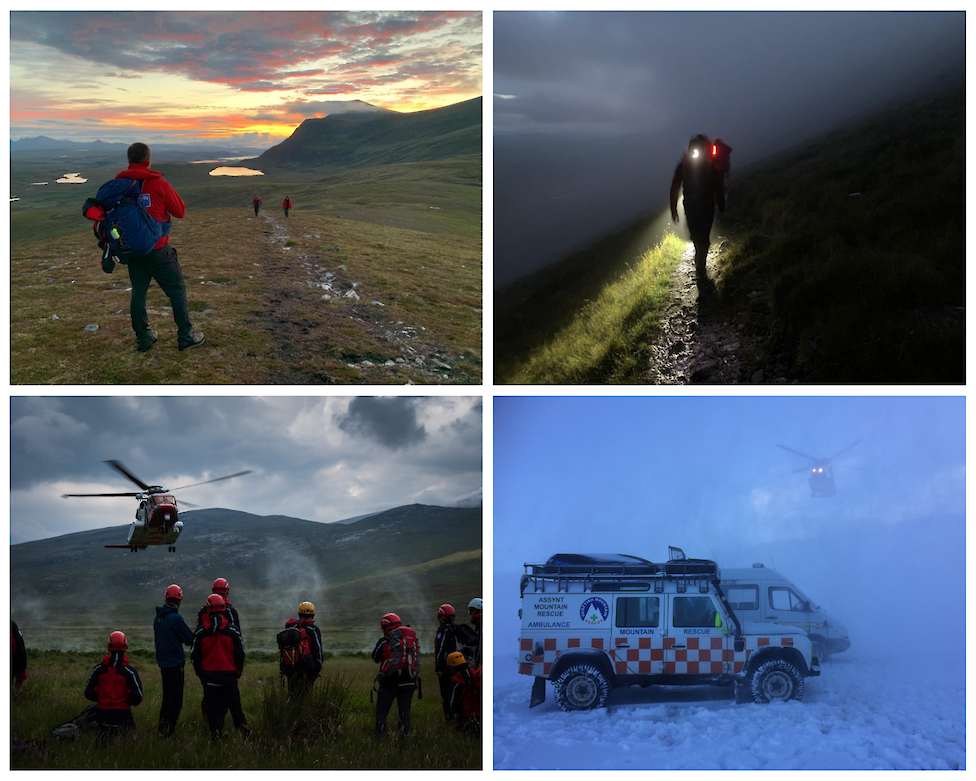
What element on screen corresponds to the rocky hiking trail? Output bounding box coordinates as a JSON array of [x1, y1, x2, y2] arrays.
[[642, 242, 782, 385], [248, 213, 473, 384]]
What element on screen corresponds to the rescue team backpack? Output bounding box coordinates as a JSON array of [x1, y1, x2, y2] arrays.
[[82, 178, 169, 262], [277, 625, 315, 672], [380, 626, 420, 680]]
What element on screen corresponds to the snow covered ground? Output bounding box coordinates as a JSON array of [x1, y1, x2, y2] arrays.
[[493, 652, 965, 770]]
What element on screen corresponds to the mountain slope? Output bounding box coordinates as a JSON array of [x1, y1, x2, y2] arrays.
[[255, 97, 482, 171], [11, 504, 482, 652]]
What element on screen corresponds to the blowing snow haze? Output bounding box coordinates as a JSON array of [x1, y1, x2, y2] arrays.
[[493, 11, 964, 287]]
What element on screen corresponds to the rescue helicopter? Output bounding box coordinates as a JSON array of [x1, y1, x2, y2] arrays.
[[775, 440, 861, 497], [61, 460, 252, 552]]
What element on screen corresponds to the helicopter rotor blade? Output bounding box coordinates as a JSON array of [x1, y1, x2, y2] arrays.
[[170, 469, 253, 492], [104, 460, 152, 491], [827, 439, 862, 462], [775, 444, 821, 462], [177, 499, 199, 508], [62, 492, 142, 498]]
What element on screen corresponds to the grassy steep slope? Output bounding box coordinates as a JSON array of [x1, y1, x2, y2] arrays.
[[714, 86, 964, 383], [495, 86, 963, 384]]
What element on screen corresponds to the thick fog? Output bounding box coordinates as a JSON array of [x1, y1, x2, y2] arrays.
[[494, 11, 964, 287], [493, 397, 965, 676]]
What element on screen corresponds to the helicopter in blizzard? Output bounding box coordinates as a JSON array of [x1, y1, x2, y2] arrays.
[[62, 460, 252, 552], [775, 440, 861, 497]]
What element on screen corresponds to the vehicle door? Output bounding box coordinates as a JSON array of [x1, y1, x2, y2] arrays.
[[610, 594, 665, 675], [665, 594, 729, 674], [766, 585, 823, 636]]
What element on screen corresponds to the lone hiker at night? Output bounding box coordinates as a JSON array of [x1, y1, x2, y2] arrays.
[[670, 135, 728, 286], [83, 142, 205, 352]]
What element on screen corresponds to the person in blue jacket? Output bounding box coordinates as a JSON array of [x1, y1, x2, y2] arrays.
[[154, 584, 194, 737]]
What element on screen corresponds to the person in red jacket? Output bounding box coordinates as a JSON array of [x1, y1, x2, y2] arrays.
[[118, 143, 204, 352], [190, 594, 248, 743], [447, 651, 481, 735], [84, 631, 144, 738], [252, 195, 262, 216], [282, 196, 292, 218]]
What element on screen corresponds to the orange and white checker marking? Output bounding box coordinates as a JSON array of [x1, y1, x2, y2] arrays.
[[519, 635, 796, 678]]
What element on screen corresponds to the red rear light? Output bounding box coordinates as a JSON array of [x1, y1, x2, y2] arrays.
[[712, 145, 717, 157]]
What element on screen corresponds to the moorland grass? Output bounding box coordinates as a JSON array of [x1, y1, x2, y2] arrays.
[[502, 232, 685, 384], [11, 650, 480, 769]]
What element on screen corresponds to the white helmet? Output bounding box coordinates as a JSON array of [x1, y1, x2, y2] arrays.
[[468, 598, 483, 610]]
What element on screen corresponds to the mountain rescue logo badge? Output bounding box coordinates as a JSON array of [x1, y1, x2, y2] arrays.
[[580, 597, 609, 625]]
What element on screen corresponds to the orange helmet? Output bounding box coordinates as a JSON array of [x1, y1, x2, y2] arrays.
[[108, 631, 127, 651], [206, 594, 226, 613], [212, 578, 229, 596], [446, 651, 466, 667], [164, 584, 183, 602], [381, 613, 401, 632]]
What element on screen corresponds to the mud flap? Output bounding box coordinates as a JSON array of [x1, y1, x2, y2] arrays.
[[734, 679, 751, 705], [530, 676, 546, 708]]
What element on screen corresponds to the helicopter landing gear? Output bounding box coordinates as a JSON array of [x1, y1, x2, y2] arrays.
[[168, 546, 176, 553]]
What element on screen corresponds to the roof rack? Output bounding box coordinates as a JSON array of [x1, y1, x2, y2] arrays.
[[521, 550, 720, 595]]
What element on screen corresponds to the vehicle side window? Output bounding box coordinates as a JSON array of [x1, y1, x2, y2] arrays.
[[726, 586, 759, 611], [615, 597, 660, 628], [672, 596, 717, 628], [768, 587, 804, 611]]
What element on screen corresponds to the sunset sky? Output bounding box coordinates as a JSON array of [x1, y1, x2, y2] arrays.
[[10, 11, 482, 146]]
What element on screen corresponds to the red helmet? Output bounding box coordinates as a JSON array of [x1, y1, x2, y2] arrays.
[[108, 631, 127, 651], [164, 584, 183, 602], [381, 613, 401, 632], [437, 604, 455, 620], [212, 578, 230, 596], [206, 593, 226, 613]]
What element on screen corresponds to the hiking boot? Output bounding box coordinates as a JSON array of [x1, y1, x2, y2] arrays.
[[137, 330, 158, 353], [178, 332, 206, 351]]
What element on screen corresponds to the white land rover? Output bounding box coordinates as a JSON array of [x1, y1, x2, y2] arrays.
[[519, 548, 820, 710]]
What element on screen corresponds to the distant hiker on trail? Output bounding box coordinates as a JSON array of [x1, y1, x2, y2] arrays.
[[252, 195, 262, 216], [670, 134, 727, 286], [84, 142, 204, 352], [154, 584, 194, 737], [11, 620, 27, 690], [434, 604, 461, 720], [84, 631, 144, 739], [468, 598, 483, 669], [282, 196, 292, 217], [371, 612, 420, 739], [447, 651, 481, 735], [190, 594, 248, 743]]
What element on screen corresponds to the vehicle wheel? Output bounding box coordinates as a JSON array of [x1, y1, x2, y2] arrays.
[[552, 664, 611, 711], [750, 658, 805, 703]]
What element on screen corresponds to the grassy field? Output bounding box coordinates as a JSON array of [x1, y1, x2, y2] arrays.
[[11, 157, 482, 384], [499, 233, 684, 383], [11, 650, 480, 769]]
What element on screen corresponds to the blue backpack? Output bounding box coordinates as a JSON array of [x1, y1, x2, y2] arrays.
[[83, 178, 170, 263]]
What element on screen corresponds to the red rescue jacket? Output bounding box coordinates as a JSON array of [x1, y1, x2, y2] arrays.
[[113, 162, 185, 250], [449, 666, 481, 719], [191, 612, 245, 682], [282, 198, 292, 209], [84, 652, 144, 710]]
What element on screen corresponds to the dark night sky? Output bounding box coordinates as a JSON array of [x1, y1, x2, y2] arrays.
[[493, 11, 964, 288]]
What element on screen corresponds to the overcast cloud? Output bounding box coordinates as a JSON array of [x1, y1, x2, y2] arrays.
[[494, 11, 964, 286], [10, 397, 482, 544]]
